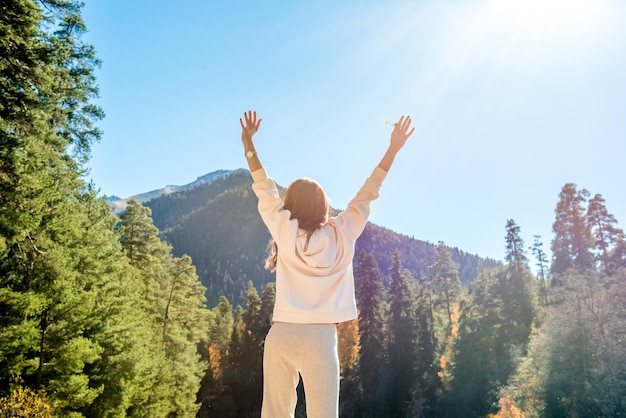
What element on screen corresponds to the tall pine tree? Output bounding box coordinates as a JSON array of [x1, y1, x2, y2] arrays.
[[586, 193, 625, 274], [354, 250, 387, 417], [551, 183, 594, 278], [386, 250, 417, 417]]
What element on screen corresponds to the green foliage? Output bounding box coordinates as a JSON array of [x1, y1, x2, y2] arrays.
[[442, 264, 537, 418], [4, 2, 625, 414], [512, 269, 626, 417], [118, 199, 210, 417], [587, 193, 626, 274], [531, 235, 550, 310], [386, 251, 419, 417], [0, 4, 210, 405], [429, 242, 462, 333], [410, 276, 441, 417], [354, 251, 387, 417], [505, 219, 528, 272]]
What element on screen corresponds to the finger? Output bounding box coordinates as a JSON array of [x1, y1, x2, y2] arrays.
[[396, 116, 405, 128], [256, 118, 262, 130], [240, 118, 245, 129], [406, 127, 415, 137], [401, 116, 411, 130]]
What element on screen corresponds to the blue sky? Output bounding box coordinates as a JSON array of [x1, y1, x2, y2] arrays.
[[82, 0, 626, 264]]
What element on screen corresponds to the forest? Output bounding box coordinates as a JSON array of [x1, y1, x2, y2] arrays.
[[2, 1, 626, 417]]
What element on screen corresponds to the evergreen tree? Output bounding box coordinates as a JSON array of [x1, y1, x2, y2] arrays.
[[447, 264, 535, 418], [531, 235, 549, 309], [240, 281, 264, 416], [513, 269, 626, 417], [409, 277, 441, 418], [430, 242, 462, 332], [551, 183, 594, 278], [161, 255, 210, 417], [445, 221, 536, 418], [222, 305, 246, 417], [504, 219, 528, 272], [118, 199, 209, 417], [198, 296, 234, 417], [0, 1, 160, 415], [386, 250, 417, 417], [353, 250, 387, 417], [586, 193, 625, 274]]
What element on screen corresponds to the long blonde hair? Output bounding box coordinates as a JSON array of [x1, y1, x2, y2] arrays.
[[265, 178, 329, 272]]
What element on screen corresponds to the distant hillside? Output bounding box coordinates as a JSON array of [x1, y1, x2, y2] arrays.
[[109, 169, 247, 214], [143, 170, 500, 307]]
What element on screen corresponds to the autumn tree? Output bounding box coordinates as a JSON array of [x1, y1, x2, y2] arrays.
[[197, 296, 234, 417]]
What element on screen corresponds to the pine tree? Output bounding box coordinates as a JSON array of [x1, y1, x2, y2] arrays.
[[259, 282, 276, 338], [353, 250, 387, 417], [161, 255, 210, 417], [551, 183, 594, 278], [118, 199, 209, 417], [410, 276, 441, 418], [337, 319, 361, 417], [430, 242, 462, 331], [504, 219, 528, 272], [386, 250, 417, 417], [586, 193, 625, 274], [0, 1, 155, 415], [447, 219, 537, 418], [447, 265, 534, 418], [222, 306, 246, 416], [240, 281, 264, 416], [531, 235, 549, 309], [198, 296, 234, 417]]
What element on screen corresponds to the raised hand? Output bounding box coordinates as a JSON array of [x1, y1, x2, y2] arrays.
[[377, 115, 415, 172], [389, 115, 415, 152], [240, 110, 262, 143]]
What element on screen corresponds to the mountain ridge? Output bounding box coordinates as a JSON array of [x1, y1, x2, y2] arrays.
[[135, 169, 500, 306], [109, 168, 247, 213]]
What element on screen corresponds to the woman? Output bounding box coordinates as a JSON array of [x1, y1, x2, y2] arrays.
[[240, 110, 414, 418]]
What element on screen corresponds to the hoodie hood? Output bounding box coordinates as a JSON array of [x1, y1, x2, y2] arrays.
[[295, 224, 343, 269]]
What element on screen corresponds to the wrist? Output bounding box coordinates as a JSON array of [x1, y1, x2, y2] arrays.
[[242, 137, 254, 149], [386, 145, 400, 156]]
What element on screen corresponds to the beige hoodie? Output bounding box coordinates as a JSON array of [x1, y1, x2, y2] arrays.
[[251, 166, 387, 324]]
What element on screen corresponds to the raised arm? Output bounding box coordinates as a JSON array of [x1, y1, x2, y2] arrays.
[[240, 110, 263, 172], [377, 115, 415, 172]]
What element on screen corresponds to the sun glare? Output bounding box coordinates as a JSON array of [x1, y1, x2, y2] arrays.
[[487, 0, 609, 32]]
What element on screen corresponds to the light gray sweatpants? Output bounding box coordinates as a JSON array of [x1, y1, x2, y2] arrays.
[[261, 322, 339, 418]]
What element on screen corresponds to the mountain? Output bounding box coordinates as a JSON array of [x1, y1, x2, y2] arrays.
[[135, 169, 500, 307], [109, 169, 247, 214]]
